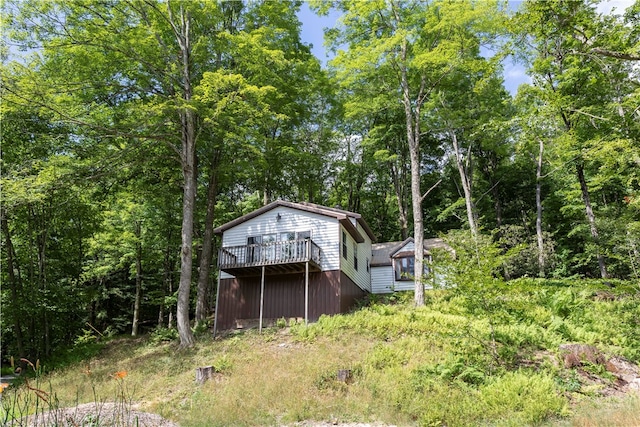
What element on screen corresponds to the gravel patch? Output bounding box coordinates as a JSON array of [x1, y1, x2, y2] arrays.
[[12, 402, 179, 427]]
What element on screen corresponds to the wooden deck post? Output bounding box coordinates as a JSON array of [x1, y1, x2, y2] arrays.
[[305, 238, 309, 325], [259, 265, 265, 333], [212, 272, 221, 338]]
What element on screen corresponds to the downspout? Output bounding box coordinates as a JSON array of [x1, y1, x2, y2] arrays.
[[259, 265, 265, 333], [305, 238, 310, 325]]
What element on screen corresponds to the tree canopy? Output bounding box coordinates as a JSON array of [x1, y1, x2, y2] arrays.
[[2, 0, 638, 357]]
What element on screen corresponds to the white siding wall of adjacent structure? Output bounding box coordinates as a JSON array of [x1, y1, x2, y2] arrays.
[[339, 223, 372, 292], [371, 266, 394, 294], [371, 266, 431, 293], [371, 240, 435, 294], [220, 207, 340, 279], [400, 240, 415, 253]]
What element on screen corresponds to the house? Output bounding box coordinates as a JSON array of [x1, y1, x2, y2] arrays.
[[370, 237, 448, 294], [213, 200, 375, 333], [213, 200, 444, 334]]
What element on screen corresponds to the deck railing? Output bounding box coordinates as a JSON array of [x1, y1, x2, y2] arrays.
[[218, 239, 321, 269]]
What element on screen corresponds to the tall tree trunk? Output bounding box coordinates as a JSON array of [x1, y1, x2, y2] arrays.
[[491, 182, 503, 229], [172, 3, 196, 347], [1, 210, 26, 359], [196, 156, 220, 324], [177, 117, 196, 346], [390, 162, 409, 240], [399, 39, 426, 307], [35, 204, 51, 356], [132, 221, 143, 336], [576, 162, 608, 278], [450, 129, 477, 237], [536, 138, 546, 276], [168, 276, 174, 329]]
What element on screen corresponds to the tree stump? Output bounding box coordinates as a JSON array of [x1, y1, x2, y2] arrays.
[[196, 366, 214, 385], [337, 369, 352, 383]]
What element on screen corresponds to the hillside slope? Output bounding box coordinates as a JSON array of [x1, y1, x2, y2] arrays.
[[2, 280, 640, 426]]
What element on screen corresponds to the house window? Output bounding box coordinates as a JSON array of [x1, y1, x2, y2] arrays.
[[395, 257, 415, 281], [262, 234, 277, 262], [342, 231, 347, 259], [353, 243, 358, 270], [280, 232, 295, 260], [394, 256, 429, 281], [366, 257, 369, 272], [297, 231, 311, 259], [246, 235, 262, 263]]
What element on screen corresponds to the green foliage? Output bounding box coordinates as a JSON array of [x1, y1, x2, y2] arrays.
[[211, 355, 233, 374], [479, 371, 567, 425], [148, 327, 179, 345], [2, 0, 639, 383]]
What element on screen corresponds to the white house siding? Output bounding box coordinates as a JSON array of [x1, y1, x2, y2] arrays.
[[339, 223, 372, 292], [371, 267, 433, 293], [391, 278, 415, 292], [220, 206, 340, 279], [399, 240, 415, 253], [371, 266, 394, 294]]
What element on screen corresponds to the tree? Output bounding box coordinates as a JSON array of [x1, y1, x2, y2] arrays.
[[514, 0, 639, 278], [5, 0, 316, 346], [321, 0, 505, 304]]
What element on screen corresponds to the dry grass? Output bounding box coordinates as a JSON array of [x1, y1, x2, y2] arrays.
[[557, 394, 640, 427], [7, 330, 639, 427], [6, 286, 639, 427], [36, 330, 405, 427]]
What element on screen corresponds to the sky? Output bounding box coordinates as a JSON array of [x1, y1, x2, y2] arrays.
[[296, 0, 635, 96]]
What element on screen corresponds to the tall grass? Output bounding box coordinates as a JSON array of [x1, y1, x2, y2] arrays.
[[2, 279, 638, 426]]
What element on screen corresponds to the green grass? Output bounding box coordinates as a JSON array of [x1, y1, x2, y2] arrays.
[[2, 279, 639, 426]]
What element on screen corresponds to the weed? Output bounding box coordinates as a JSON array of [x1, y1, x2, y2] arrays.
[[479, 371, 567, 425], [0, 358, 139, 426], [211, 355, 232, 374], [276, 317, 287, 328], [555, 369, 582, 393], [7, 278, 639, 427], [148, 326, 178, 344]]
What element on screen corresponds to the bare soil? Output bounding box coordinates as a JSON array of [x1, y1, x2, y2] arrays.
[[13, 402, 179, 427]]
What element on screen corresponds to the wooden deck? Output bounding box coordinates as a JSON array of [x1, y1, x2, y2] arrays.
[[218, 239, 322, 277]]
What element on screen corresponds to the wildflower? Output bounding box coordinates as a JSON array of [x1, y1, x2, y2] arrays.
[[0, 383, 9, 394], [113, 370, 128, 380]]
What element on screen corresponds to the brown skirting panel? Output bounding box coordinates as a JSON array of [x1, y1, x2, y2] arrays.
[[216, 270, 367, 331], [339, 271, 367, 313]]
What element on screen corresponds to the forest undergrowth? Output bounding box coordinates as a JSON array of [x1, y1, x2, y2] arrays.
[[1, 279, 639, 427]]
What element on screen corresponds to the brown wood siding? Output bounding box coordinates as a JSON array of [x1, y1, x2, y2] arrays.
[[216, 270, 366, 331], [340, 271, 367, 313]]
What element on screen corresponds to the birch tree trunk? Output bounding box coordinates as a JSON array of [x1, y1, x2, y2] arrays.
[[171, 3, 196, 347], [398, 38, 425, 307], [450, 129, 478, 237], [576, 162, 608, 278]]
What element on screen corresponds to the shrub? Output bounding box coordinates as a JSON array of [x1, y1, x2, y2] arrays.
[[479, 371, 567, 425], [148, 326, 178, 344]]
